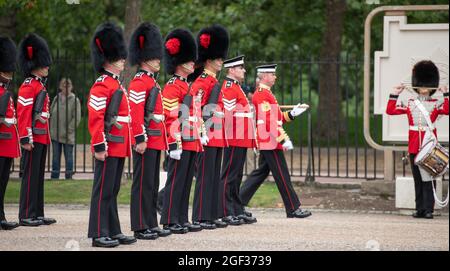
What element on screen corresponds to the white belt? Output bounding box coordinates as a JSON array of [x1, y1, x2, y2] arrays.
[[188, 116, 198, 122], [3, 118, 17, 125], [234, 112, 253, 118], [152, 114, 165, 121], [214, 111, 225, 118], [41, 112, 50, 118], [409, 125, 435, 131], [116, 116, 131, 123]]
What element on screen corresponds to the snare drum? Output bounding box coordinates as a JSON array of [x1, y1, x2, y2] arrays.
[[415, 140, 449, 178]]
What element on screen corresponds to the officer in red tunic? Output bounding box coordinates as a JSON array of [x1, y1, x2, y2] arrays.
[[0, 36, 20, 230], [240, 64, 312, 219], [386, 61, 449, 219], [16, 33, 56, 227], [160, 29, 203, 234], [218, 55, 257, 226], [128, 22, 171, 239], [87, 22, 136, 248], [190, 25, 230, 230]]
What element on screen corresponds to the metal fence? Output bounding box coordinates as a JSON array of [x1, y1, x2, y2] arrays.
[[8, 51, 448, 181]]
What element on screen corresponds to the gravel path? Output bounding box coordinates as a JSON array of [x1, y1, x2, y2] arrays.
[[1, 206, 448, 251]]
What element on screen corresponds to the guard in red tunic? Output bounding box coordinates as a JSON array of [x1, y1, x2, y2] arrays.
[[240, 64, 312, 219], [128, 22, 171, 239], [17, 33, 56, 227], [0, 36, 20, 230], [190, 25, 229, 230], [160, 29, 203, 234], [87, 22, 136, 248], [386, 60, 449, 219], [218, 55, 257, 225]]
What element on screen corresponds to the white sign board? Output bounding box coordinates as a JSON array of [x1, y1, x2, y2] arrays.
[[373, 16, 449, 142]]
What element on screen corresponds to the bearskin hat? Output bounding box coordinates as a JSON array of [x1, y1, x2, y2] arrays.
[[129, 22, 163, 66], [412, 60, 440, 96], [197, 24, 229, 64], [91, 22, 128, 72], [0, 36, 17, 73], [17, 33, 52, 76], [163, 29, 197, 75]]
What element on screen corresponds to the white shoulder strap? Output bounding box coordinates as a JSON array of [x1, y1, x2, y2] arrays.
[[414, 99, 434, 129]]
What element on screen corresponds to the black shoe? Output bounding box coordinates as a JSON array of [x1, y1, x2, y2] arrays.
[[183, 222, 203, 232], [134, 229, 159, 240], [424, 212, 434, 219], [243, 209, 253, 217], [112, 234, 137, 245], [150, 227, 172, 237], [164, 224, 188, 234], [197, 221, 217, 230], [0, 220, 19, 230], [222, 216, 244, 226], [213, 219, 228, 228], [92, 237, 120, 248], [36, 217, 57, 225], [412, 211, 425, 218], [20, 218, 44, 227], [237, 214, 257, 224], [287, 208, 312, 218]]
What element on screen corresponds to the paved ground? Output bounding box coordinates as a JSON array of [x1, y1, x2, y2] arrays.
[[0, 205, 448, 251]]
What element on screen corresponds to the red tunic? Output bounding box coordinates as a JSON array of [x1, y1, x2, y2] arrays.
[[88, 72, 134, 157], [252, 84, 293, 150], [190, 71, 226, 148], [0, 84, 20, 158], [162, 75, 203, 152], [222, 78, 255, 148], [129, 70, 167, 151], [386, 93, 449, 154], [17, 76, 51, 146]]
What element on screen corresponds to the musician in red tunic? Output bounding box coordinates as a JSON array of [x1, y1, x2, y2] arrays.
[[386, 60, 449, 219], [87, 22, 136, 248], [0, 36, 20, 230], [128, 22, 171, 240], [17, 33, 56, 227]]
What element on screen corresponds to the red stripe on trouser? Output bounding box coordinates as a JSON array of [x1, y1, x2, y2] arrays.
[[273, 150, 295, 210], [198, 153, 206, 221], [97, 160, 107, 237], [223, 147, 235, 217], [139, 154, 145, 229], [25, 151, 33, 218], [167, 161, 178, 225]]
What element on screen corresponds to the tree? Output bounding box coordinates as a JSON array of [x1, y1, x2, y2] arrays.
[[122, 0, 142, 85], [317, 0, 347, 140]]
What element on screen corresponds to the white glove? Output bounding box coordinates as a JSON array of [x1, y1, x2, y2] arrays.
[[290, 103, 309, 117], [169, 149, 182, 160], [282, 140, 294, 151], [200, 135, 210, 146]]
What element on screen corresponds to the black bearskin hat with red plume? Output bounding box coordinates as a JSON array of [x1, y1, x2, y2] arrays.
[[17, 33, 52, 76]]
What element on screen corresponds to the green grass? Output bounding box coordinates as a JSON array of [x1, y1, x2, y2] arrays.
[[4, 179, 282, 207]]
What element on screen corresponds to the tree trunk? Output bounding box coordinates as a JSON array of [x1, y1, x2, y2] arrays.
[[317, 0, 347, 140], [0, 9, 17, 40], [122, 0, 142, 85]]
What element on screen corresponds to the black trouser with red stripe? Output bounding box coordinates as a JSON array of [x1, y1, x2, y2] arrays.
[[240, 150, 301, 215], [88, 157, 124, 238], [19, 143, 47, 220], [193, 147, 223, 222], [218, 147, 247, 218], [410, 154, 435, 214], [160, 150, 197, 226], [131, 149, 161, 231], [0, 157, 13, 221]]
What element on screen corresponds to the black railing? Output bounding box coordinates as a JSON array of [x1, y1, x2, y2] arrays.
[[8, 51, 448, 181]]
